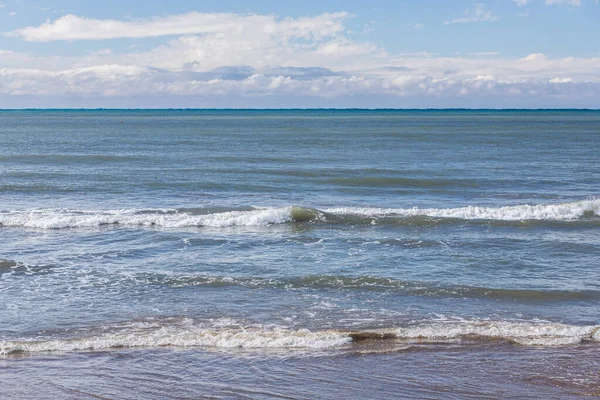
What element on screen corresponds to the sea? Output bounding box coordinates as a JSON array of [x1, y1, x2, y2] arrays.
[[1, 109, 599, 399]]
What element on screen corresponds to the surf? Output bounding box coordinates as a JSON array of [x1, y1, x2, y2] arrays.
[[2, 318, 599, 356], [0, 199, 597, 230]]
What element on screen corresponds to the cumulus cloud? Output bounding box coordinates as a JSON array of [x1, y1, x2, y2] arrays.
[[549, 77, 573, 83], [2, 53, 599, 101], [8, 12, 349, 42], [445, 4, 499, 24], [91, 23, 385, 73], [5, 11, 382, 72], [520, 53, 548, 61], [2, 65, 598, 108], [1, 11, 599, 108]]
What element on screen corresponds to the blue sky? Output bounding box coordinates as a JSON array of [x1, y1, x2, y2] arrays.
[[0, 0, 598, 108]]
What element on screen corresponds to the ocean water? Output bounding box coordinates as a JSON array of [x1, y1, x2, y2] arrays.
[[1, 109, 599, 398]]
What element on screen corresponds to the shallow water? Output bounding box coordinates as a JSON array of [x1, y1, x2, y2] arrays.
[[1, 109, 599, 398]]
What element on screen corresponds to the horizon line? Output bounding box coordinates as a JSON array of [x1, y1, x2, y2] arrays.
[[1, 108, 599, 111]]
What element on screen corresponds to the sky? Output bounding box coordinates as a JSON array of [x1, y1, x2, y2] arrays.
[[0, 0, 598, 108]]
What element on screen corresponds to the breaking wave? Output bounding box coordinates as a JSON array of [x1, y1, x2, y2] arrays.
[[1, 319, 598, 356], [350, 321, 600, 347], [0, 199, 597, 229], [0, 207, 293, 229], [324, 198, 600, 221]]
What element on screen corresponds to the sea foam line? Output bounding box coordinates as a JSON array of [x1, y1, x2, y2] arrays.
[[0, 207, 293, 229], [391, 321, 600, 346], [325, 199, 600, 221], [1, 321, 598, 355], [0, 327, 351, 355], [0, 199, 597, 229]]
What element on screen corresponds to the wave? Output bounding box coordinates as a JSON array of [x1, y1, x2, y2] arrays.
[[3, 264, 596, 301], [2, 319, 599, 355], [0, 207, 293, 229], [323, 198, 600, 222], [0, 260, 56, 277], [350, 321, 600, 347], [0, 199, 598, 229], [141, 273, 600, 302], [326, 176, 481, 189]]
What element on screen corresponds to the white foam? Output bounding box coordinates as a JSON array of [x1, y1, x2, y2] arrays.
[[0, 326, 351, 355], [325, 199, 600, 221], [0, 207, 293, 229], [392, 321, 600, 346], [2, 200, 597, 229], [1, 320, 598, 355]]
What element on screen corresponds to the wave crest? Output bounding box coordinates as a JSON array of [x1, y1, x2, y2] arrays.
[[325, 199, 600, 221], [1, 319, 598, 355], [0, 207, 293, 229], [0, 199, 597, 230]]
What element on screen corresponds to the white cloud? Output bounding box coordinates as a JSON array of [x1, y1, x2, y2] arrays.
[[549, 77, 573, 83], [513, 0, 529, 6], [545, 0, 582, 5], [2, 52, 599, 102], [520, 53, 548, 61], [445, 4, 499, 24], [90, 21, 386, 73], [8, 12, 349, 42], [88, 49, 112, 56], [1, 11, 599, 108], [410, 23, 426, 29]]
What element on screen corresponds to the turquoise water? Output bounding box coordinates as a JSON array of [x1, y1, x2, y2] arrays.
[[1, 110, 600, 398]]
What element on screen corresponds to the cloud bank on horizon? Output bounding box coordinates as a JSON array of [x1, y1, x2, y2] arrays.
[[0, 0, 598, 108]]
